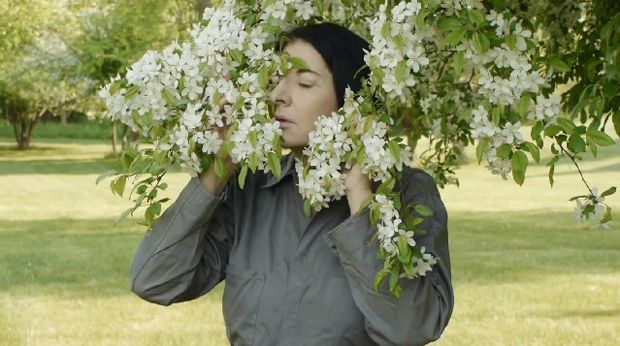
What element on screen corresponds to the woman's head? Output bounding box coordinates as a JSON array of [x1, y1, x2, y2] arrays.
[[269, 22, 370, 152]]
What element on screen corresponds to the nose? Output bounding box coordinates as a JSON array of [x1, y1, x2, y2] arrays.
[[269, 78, 290, 109]]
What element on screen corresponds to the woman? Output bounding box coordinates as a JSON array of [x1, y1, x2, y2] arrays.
[[130, 22, 453, 346]]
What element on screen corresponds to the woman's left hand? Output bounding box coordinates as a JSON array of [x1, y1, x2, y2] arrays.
[[344, 163, 372, 215]]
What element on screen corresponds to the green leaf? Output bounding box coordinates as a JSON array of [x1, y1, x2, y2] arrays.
[[370, 205, 381, 225], [395, 60, 407, 82], [238, 165, 249, 189], [516, 95, 531, 118], [109, 80, 124, 95], [381, 21, 391, 40], [201, 154, 212, 172], [258, 67, 269, 89], [613, 111, 620, 138], [388, 141, 402, 159], [356, 145, 366, 165], [548, 163, 555, 188], [476, 138, 489, 164], [523, 142, 540, 164], [394, 35, 405, 51], [111, 175, 127, 197], [136, 185, 148, 195], [496, 143, 512, 159], [114, 206, 135, 225], [268, 152, 281, 179], [600, 206, 612, 224], [124, 85, 139, 100], [601, 186, 617, 198], [491, 0, 506, 12], [358, 193, 377, 215], [511, 150, 528, 186], [374, 268, 389, 292], [472, 32, 490, 53], [214, 156, 227, 178], [458, 107, 472, 122], [229, 49, 243, 64], [249, 152, 259, 173], [288, 57, 310, 70], [161, 88, 177, 107], [439, 28, 467, 48], [468, 10, 486, 25], [568, 135, 587, 153], [414, 204, 433, 217], [587, 136, 598, 158], [546, 155, 560, 167], [389, 265, 400, 292], [504, 35, 517, 50], [602, 83, 620, 100], [531, 121, 543, 140], [304, 199, 312, 217], [438, 18, 462, 31], [397, 236, 411, 259], [453, 51, 464, 76], [150, 202, 162, 216], [377, 178, 396, 195], [557, 117, 576, 134], [548, 57, 570, 73], [96, 170, 118, 185], [543, 124, 563, 137], [586, 129, 615, 146], [314, 0, 324, 14], [491, 106, 502, 126]]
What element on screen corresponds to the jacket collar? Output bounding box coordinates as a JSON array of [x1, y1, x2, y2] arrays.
[[260, 153, 297, 188]]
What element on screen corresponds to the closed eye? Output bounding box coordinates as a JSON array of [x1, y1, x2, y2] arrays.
[[299, 83, 312, 88]]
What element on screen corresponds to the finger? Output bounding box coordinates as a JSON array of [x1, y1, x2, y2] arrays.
[[218, 96, 228, 112]]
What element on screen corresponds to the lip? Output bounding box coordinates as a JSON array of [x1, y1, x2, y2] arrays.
[[275, 115, 294, 129]]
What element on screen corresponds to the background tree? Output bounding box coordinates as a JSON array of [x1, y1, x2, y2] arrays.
[[0, 0, 84, 149]]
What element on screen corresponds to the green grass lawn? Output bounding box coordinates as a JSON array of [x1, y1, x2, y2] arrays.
[[0, 134, 619, 345]]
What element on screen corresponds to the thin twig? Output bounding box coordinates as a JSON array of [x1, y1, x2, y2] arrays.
[[559, 144, 593, 195]]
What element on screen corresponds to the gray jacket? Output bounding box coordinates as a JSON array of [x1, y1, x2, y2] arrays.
[[130, 154, 454, 346]]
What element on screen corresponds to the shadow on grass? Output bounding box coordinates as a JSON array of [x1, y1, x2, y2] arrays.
[[0, 158, 118, 175], [0, 218, 145, 297], [553, 308, 620, 318], [528, 160, 620, 178], [1, 211, 619, 298], [447, 210, 620, 285]]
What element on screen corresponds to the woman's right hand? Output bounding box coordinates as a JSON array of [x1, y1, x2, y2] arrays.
[[198, 94, 238, 195]]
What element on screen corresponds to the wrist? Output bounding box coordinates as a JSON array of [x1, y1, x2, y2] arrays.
[[346, 188, 372, 215], [199, 166, 233, 196]]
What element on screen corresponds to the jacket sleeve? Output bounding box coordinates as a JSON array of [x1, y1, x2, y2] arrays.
[[324, 172, 454, 346], [129, 175, 235, 306]]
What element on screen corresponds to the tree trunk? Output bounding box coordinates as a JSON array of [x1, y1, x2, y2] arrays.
[[17, 118, 32, 150], [121, 124, 129, 152], [111, 120, 118, 153], [12, 108, 44, 150], [196, 0, 211, 19]]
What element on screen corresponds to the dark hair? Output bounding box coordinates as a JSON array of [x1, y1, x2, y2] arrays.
[[277, 22, 371, 108]]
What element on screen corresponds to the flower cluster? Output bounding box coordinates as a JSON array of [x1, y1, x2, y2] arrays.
[[527, 94, 561, 124], [296, 112, 352, 210], [365, 1, 429, 104], [373, 194, 436, 277], [452, 8, 557, 179], [100, 0, 290, 177], [572, 188, 611, 230], [298, 89, 412, 212]]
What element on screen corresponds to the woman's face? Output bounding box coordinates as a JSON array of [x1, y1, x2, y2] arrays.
[[269, 39, 339, 151]]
